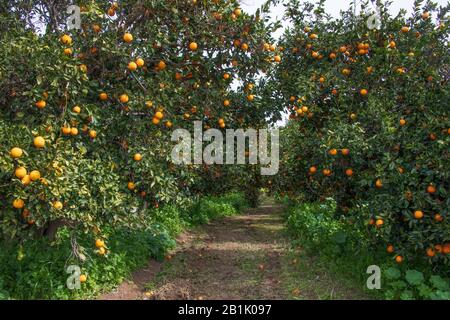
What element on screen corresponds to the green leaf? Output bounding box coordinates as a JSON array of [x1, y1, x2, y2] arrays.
[[385, 267, 401, 280], [429, 275, 449, 291], [405, 270, 424, 286]]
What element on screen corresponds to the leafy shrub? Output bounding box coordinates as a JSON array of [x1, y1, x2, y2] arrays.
[[384, 267, 450, 300]]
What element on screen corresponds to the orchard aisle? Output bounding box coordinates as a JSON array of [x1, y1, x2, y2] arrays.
[[99, 200, 368, 300]]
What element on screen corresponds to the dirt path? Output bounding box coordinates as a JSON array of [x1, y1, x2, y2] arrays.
[[99, 200, 369, 300]]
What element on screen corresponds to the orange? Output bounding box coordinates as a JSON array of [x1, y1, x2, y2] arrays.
[[70, 127, 78, 136], [21, 175, 31, 185], [376, 219, 384, 227], [73, 106, 81, 113], [342, 68, 351, 76], [426, 185, 436, 194], [15, 167, 28, 179], [62, 126, 71, 135], [63, 48, 72, 55], [79, 275, 87, 283], [414, 210, 424, 219], [223, 100, 230, 107], [328, 149, 338, 156], [89, 130, 97, 139], [329, 53, 336, 59], [395, 255, 403, 264], [341, 148, 350, 156], [13, 199, 25, 209], [98, 247, 106, 255], [152, 117, 160, 125], [60, 34, 72, 45], [360, 89, 368, 96], [387, 245, 394, 253], [157, 60, 166, 70], [127, 182, 135, 190], [35, 100, 46, 109], [189, 42, 198, 51], [165, 121, 173, 128], [241, 43, 249, 51], [99, 92, 108, 101], [134, 153, 142, 161], [345, 168, 354, 177], [123, 33, 133, 43], [426, 248, 435, 257], [247, 95, 255, 102], [223, 73, 230, 80], [33, 136, 45, 148], [311, 51, 319, 58], [388, 41, 396, 49], [234, 8, 242, 16], [274, 55, 281, 63], [434, 214, 443, 222], [401, 26, 410, 33], [95, 239, 105, 248], [53, 201, 63, 210], [29, 170, 41, 181], [154, 111, 164, 120], [443, 244, 450, 254], [119, 94, 129, 103], [375, 179, 383, 189], [367, 66, 374, 74], [399, 119, 406, 126], [309, 166, 317, 174], [435, 244, 443, 253], [422, 12, 430, 20], [322, 169, 332, 176], [136, 58, 145, 67], [128, 61, 138, 71]]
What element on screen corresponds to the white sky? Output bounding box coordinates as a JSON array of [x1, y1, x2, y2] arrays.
[[238, 0, 448, 126]]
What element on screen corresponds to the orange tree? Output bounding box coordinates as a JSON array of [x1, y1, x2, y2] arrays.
[[265, 0, 449, 269], [0, 0, 279, 245]]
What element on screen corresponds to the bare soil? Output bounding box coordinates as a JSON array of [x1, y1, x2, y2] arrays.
[[99, 200, 369, 300]]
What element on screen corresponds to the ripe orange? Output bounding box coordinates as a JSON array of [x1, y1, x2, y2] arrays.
[[426, 185, 436, 194], [119, 94, 129, 103], [70, 127, 78, 136], [15, 167, 27, 179], [426, 248, 435, 257], [128, 61, 138, 71], [189, 42, 198, 51], [95, 239, 105, 248], [60, 34, 72, 45], [127, 182, 135, 190], [274, 55, 281, 63], [414, 210, 424, 219], [134, 153, 142, 161], [328, 148, 338, 156], [322, 169, 332, 176], [99, 92, 108, 101], [21, 175, 31, 186], [247, 95, 255, 102], [152, 117, 160, 125], [399, 119, 407, 126], [388, 41, 396, 49], [79, 274, 87, 283], [341, 148, 350, 156], [73, 106, 81, 113], [13, 199, 25, 209], [36, 100, 46, 109], [401, 26, 410, 33], [422, 12, 430, 20], [387, 245, 394, 253], [62, 126, 71, 135], [154, 111, 164, 120], [223, 100, 230, 107], [375, 219, 384, 227], [342, 68, 351, 76], [53, 201, 63, 210], [241, 43, 249, 51], [98, 247, 106, 255], [157, 60, 166, 70], [136, 58, 145, 67], [10, 147, 23, 158], [309, 166, 317, 174], [165, 121, 173, 128], [33, 136, 45, 148], [123, 33, 133, 43], [329, 53, 336, 59], [443, 244, 450, 254], [434, 214, 443, 222], [29, 170, 41, 181], [345, 168, 354, 177], [311, 51, 319, 58], [375, 179, 383, 189], [223, 73, 230, 80], [360, 89, 368, 96], [89, 130, 97, 139], [395, 255, 403, 264], [63, 48, 72, 55]]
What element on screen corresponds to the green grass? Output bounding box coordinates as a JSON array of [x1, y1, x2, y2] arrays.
[[0, 192, 249, 300]]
